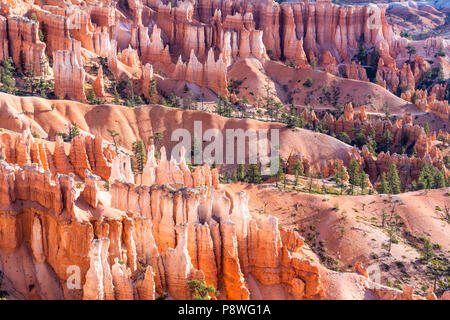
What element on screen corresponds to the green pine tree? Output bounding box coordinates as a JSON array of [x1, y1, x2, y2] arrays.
[[422, 239, 434, 263], [247, 164, 262, 184], [348, 159, 361, 194], [231, 170, 238, 183], [417, 163, 433, 190], [113, 82, 120, 105], [366, 128, 377, 156], [432, 167, 445, 189], [360, 172, 369, 194], [275, 158, 284, 188], [293, 159, 304, 176], [423, 122, 430, 134], [378, 129, 393, 153], [148, 78, 158, 103], [86, 87, 97, 104], [293, 159, 303, 187], [333, 162, 345, 194], [377, 172, 390, 194], [69, 122, 80, 141], [0, 57, 16, 94], [237, 164, 246, 182], [387, 162, 401, 194], [132, 140, 146, 174], [107, 129, 121, 153]]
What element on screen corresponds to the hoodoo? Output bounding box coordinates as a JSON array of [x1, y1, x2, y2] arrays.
[[0, 0, 448, 302]]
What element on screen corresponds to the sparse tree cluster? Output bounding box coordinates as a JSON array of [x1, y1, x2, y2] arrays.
[[415, 163, 446, 190], [377, 162, 401, 194]]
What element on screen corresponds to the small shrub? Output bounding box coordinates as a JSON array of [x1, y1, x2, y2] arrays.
[[303, 78, 313, 87], [156, 292, 168, 300], [187, 280, 219, 300]]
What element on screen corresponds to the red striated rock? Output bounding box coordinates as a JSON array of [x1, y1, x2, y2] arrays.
[[399, 62, 415, 92], [136, 266, 156, 300], [7, 16, 48, 76], [34, 8, 82, 61], [372, 285, 424, 300], [111, 258, 135, 300], [1, 151, 438, 300], [323, 159, 350, 181], [81, 171, 101, 208], [141, 63, 156, 102], [173, 48, 228, 96], [280, 227, 304, 253], [53, 136, 74, 175], [0, 131, 112, 181], [160, 225, 203, 300], [53, 50, 86, 101], [93, 66, 106, 98], [83, 238, 115, 300], [90, 5, 116, 28], [276, 0, 394, 63], [211, 168, 219, 190], [0, 15, 8, 62], [442, 291, 450, 300], [69, 135, 91, 179], [430, 83, 447, 101], [320, 51, 338, 75], [85, 135, 111, 180], [375, 57, 399, 92], [343, 61, 369, 81], [118, 45, 142, 71], [280, 4, 308, 67], [219, 220, 250, 300], [145, 25, 171, 65], [354, 263, 369, 278]]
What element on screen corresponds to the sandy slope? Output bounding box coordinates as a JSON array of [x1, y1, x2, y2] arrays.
[[0, 92, 354, 171], [264, 60, 420, 113], [226, 182, 450, 295]]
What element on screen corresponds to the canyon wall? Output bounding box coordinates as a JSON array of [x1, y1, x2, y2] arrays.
[[0, 142, 325, 300], [0, 130, 111, 180], [0, 0, 447, 105], [299, 104, 448, 187]]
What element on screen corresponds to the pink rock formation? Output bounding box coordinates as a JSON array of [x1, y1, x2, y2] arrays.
[[83, 238, 115, 300], [85, 135, 111, 180], [0, 15, 8, 62], [53, 50, 86, 101], [173, 48, 228, 96], [0, 144, 445, 300], [93, 66, 106, 98], [81, 171, 101, 208], [7, 16, 47, 76], [0, 131, 112, 181], [34, 8, 82, 62], [136, 266, 156, 300], [110, 154, 135, 184], [343, 61, 369, 81], [69, 135, 91, 179]]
